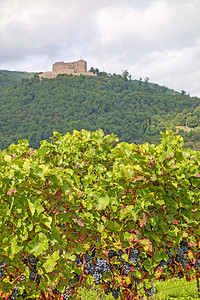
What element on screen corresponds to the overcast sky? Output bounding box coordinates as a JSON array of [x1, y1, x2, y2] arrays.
[[1, 0, 200, 96]]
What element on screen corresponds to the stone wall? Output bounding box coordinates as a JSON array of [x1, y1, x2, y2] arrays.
[[39, 59, 94, 79], [52, 60, 87, 73]]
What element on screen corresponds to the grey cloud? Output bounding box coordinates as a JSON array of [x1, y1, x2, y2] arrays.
[[1, 0, 200, 96]]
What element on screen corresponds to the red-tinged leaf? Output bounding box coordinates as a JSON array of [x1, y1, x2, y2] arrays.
[[54, 189, 62, 198], [134, 176, 143, 181], [150, 158, 155, 164], [29, 149, 34, 155], [195, 173, 200, 177], [76, 218, 84, 226], [173, 219, 178, 225], [7, 187, 16, 195], [140, 215, 147, 227]]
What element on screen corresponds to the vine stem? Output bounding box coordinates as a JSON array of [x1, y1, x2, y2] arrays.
[[50, 249, 65, 283], [77, 257, 85, 288]]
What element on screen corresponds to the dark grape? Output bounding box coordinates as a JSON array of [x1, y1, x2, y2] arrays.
[[175, 247, 187, 269], [35, 273, 41, 285], [63, 287, 72, 300], [0, 260, 6, 280], [180, 241, 189, 254], [194, 259, 200, 271], [8, 287, 18, 300], [93, 271, 102, 284], [135, 278, 140, 286], [122, 261, 130, 275], [151, 283, 155, 294], [95, 259, 110, 273], [159, 260, 167, 267], [178, 271, 184, 279], [29, 271, 37, 281], [112, 288, 120, 299], [74, 254, 82, 265], [147, 288, 152, 297], [84, 254, 94, 262], [108, 250, 118, 259], [0, 269, 4, 279], [105, 287, 112, 295]]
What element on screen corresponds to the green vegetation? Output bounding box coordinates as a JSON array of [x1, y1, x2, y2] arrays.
[[0, 71, 200, 149], [0, 70, 35, 91], [1, 130, 200, 299], [154, 277, 199, 299], [78, 277, 200, 299]]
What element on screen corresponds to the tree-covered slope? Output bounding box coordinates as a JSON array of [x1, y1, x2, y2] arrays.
[[0, 72, 199, 149], [0, 70, 35, 91]]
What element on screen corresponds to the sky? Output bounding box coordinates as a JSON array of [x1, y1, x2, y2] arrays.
[[1, 0, 200, 96]]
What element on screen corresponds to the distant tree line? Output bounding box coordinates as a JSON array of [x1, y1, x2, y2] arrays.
[[0, 69, 199, 149]]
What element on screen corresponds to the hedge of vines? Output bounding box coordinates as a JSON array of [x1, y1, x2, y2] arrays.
[[0, 129, 200, 299]]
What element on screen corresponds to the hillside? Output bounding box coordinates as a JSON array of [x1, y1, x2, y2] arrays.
[[0, 71, 199, 149], [0, 70, 35, 91]]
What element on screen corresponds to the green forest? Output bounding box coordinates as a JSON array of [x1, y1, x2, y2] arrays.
[[0, 70, 200, 150]]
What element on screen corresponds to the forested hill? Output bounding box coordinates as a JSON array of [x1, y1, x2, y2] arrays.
[[0, 71, 200, 150], [0, 70, 35, 91]]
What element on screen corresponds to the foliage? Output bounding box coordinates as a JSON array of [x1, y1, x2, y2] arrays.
[[77, 286, 115, 299], [0, 129, 200, 299], [155, 277, 199, 300], [0, 71, 199, 149], [0, 70, 35, 91]]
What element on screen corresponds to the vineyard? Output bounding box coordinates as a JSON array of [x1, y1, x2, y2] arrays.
[[0, 129, 200, 299]]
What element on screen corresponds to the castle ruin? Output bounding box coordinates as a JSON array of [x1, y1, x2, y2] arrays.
[[38, 59, 96, 79]]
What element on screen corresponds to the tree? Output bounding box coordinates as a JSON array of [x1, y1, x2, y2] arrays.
[[122, 69, 129, 80], [89, 67, 95, 74]]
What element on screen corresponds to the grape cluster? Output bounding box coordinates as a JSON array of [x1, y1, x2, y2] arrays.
[[146, 283, 155, 297], [159, 242, 190, 272], [159, 251, 173, 268], [74, 253, 111, 285], [190, 258, 200, 271], [22, 254, 41, 284], [128, 249, 139, 264], [178, 271, 184, 279], [180, 241, 189, 254], [89, 259, 110, 284], [84, 253, 94, 272], [63, 287, 72, 300], [0, 260, 6, 279], [109, 247, 141, 275], [8, 287, 18, 300], [176, 247, 187, 270], [105, 287, 120, 299], [112, 288, 120, 299], [135, 278, 140, 286], [122, 261, 131, 275], [108, 250, 118, 259]]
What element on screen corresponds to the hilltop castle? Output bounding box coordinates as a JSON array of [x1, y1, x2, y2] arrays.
[[38, 59, 96, 79]]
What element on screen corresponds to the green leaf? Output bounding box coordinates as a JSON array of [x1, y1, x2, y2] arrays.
[[43, 250, 59, 273], [143, 258, 152, 271], [94, 195, 109, 210], [27, 233, 49, 256], [8, 236, 23, 259], [35, 200, 44, 215], [27, 199, 35, 216], [40, 215, 52, 229]]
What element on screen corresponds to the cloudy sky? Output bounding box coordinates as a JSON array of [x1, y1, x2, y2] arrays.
[[1, 0, 200, 96]]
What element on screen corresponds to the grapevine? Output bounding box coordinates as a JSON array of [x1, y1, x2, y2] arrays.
[[0, 129, 200, 299]]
